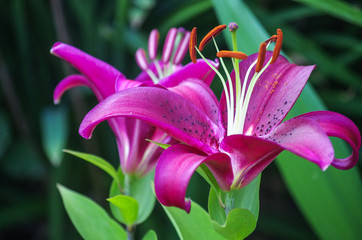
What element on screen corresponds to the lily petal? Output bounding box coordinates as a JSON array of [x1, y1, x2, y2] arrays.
[[115, 76, 144, 92], [155, 144, 232, 213], [220, 135, 283, 189], [79, 87, 224, 154], [51, 42, 124, 99], [243, 52, 315, 135], [167, 79, 219, 125], [297, 111, 361, 170], [160, 59, 219, 87], [53, 74, 91, 104], [265, 116, 335, 170]]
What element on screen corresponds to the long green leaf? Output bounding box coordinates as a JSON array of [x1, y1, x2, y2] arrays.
[[294, 0, 362, 27], [162, 202, 225, 240], [57, 184, 127, 240], [211, 0, 362, 239], [64, 150, 121, 189]]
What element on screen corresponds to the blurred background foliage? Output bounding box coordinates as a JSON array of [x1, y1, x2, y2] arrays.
[[0, 0, 361, 239]]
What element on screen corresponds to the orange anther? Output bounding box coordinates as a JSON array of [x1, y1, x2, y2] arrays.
[[189, 27, 197, 63], [199, 25, 226, 51], [216, 50, 248, 60], [271, 29, 283, 64], [255, 42, 267, 72]]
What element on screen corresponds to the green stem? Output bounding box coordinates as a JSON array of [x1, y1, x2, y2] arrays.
[[124, 174, 135, 240], [224, 191, 235, 216]]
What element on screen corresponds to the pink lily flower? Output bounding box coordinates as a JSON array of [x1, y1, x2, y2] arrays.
[[51, 28, 218, 176], [78, 25, 360, 212]]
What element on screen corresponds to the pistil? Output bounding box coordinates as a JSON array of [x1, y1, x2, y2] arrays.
[[189, 24, 284, 137]]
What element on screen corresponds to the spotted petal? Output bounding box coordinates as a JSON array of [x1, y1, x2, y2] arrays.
[[265, 116, 335, 170], [79, 87, 224, 154], [155, 144, 233, 213], [242, 52, 315, 135]]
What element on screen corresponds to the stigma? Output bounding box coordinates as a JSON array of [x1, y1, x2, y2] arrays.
[[189, 23, 284, 136]]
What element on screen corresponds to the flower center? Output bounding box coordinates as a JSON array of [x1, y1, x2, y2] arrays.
[[135, 28, 191, 84], [189, 23, 283, 136]]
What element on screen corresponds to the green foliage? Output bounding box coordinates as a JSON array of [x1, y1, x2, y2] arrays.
[[208, 177, 260, 239], [109, 171, 156, 224], [41, 106, 68, 166], [57, 184, 127, 240], [294, 0, 362, 27], [64, 150, 122, 189], [142, 230, 158, 240], [162, 202, 225, 240], [107, 195, 139, 226]]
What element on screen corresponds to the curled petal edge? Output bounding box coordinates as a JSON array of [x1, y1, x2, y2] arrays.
[[53, 74, 91, 104], [298, 111, 361, 170], [154, 144, 233, 213]]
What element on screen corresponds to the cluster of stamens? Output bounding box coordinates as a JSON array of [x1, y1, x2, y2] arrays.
[[189, 23, 283, 136], [135, 28, 191, 84]]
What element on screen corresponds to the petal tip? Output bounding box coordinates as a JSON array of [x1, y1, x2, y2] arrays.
[[50, 42, 63, 55], [184, 198, 191, 213]]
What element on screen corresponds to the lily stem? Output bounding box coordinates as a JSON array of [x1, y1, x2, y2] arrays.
[[124, 174, 135, 240], [224, 191, 235, 216]]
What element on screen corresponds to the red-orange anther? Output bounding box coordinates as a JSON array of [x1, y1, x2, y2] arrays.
[[189, 27, 197, 63], [255, 42, 267, 72], [271, 29, 283, 64], [216, 50, 248, 60], [199, 25, 226, 51]]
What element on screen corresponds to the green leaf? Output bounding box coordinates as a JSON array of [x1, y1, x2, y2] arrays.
[[142, 230, 158, 240], [159, 0, 212, 33], [293, 0, 362, 27], [41, 106, 68, 166], [110, 170, 156, 224], [64, 150, 121, 189], [196, 164, 221, 195], [146, 139, 171, 149], [211, 1, 362, 239], [57, 184, 127, 240], [208, 177, 260, 239], [107, 195, 139, 225], [162, 201, 225, 240], [0, 109, 11, 158], [212, 208, 256, 240]]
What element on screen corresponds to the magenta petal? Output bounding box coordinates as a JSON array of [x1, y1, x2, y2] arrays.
[[115, 76, 143, 92], [79, 87, 223, 154], [265, 116, 335, 170], [155, 144, 232, 212], [297, 111, 361, 170], [160, 59, 219, 87], [220, 135, 283, 189], [227, 51, 315, 135], [51, 42, 123, 99], [53, 74, 90, 104], [167, 79, 219, 125]]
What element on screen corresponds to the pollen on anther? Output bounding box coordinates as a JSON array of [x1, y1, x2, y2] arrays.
[[255, 42, 266, 72], [216, 50, 247, 60], [189, 27, 197, 63], [199, 25, 226, 51], [271, 29, 283, 64]]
